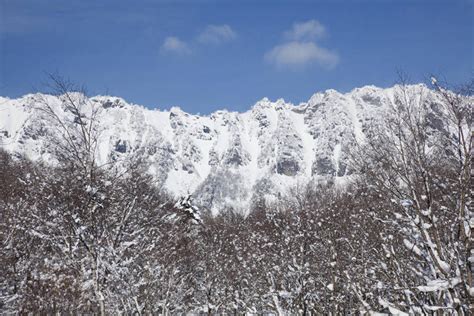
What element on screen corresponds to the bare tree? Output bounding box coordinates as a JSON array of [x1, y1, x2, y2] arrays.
[[1, 75, 174, 314], [350, 76, 473, 313]]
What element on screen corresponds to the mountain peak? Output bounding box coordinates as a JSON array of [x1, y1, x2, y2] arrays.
[[0, 84, 439, 213]]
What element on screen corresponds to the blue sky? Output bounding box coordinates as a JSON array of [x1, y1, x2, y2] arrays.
[[0, 0, 472, 113]]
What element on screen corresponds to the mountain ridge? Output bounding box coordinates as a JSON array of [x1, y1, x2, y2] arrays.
[[0, 83, 439, 213]]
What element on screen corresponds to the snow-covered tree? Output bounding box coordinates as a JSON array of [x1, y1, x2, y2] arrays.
[[350, 77, 473, 313]]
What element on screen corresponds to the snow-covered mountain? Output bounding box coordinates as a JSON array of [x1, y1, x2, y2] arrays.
[[0, 84, 443, 213]]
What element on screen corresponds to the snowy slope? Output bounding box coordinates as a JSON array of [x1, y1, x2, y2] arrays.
[[0, 84, 443, 213]]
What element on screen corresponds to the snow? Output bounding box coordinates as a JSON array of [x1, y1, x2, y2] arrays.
[[332, 143, 342, 175], [0, 97, 32, 150], [403, 239, 422, 256], [400, 199, 413, 208], [417, 278, 461, 292], [0, 84, 444, 213], [290, 109, 314, 175], [345, 98, 364, 143], [378, 298, 409, 316]]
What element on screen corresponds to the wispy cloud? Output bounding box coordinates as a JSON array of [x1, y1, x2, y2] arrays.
[[265, 41, 338, 69], [161, 36, 191, 55], [265, 19, 339, 70], [197, 24, 237, 45], [284, 20, 326, 41], [160, 24, 236, 57]]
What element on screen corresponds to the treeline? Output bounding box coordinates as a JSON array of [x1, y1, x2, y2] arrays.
[[0, 77, 472, 314]]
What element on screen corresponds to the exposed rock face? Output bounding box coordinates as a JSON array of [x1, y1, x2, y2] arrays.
[[275, 110, 304, 177], [0, 84, 448, 213], [114, 140, 127, 153]]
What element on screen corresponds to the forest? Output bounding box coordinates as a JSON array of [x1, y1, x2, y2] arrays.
[[0, 77, 472, 314]]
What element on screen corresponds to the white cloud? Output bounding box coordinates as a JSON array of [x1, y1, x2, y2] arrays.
[[265, 41, 339, 69], [284, 19, 326, 41], [161, 36, 190, 54], [197, 24, 237, 44], [265, 20, 339, 70]]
